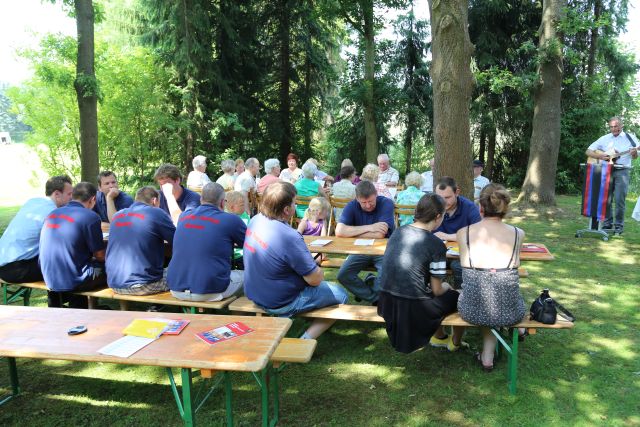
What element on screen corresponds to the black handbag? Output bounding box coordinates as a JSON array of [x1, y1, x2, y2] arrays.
[[530, 289, 575, 324]]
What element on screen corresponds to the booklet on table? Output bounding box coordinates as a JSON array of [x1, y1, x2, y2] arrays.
[[196, 321, 254, 345]]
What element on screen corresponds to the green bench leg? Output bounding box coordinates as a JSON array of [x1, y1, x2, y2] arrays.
[[491, 328, 519, 395], [181, 368, 195, 427], [1, 284, 32, 306], [0, 357, 19, 406], [224, 371, 233, 427]]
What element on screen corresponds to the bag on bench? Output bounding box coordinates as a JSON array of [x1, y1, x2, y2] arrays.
[[530, 289, 575, 324]]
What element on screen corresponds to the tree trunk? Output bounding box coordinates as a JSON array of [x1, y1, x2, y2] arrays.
[[303, 53, 313, 160], [405, 109, 415, 174], [362, 0, 378, 163], [486, 127, 496, 180], [278, 0, 292, 160], [519, 0, 564, 205], [427, 0, 475, 197], [74, 0, 99, 184], [478, 126, 486, 164], [587, 0, 601, 78]]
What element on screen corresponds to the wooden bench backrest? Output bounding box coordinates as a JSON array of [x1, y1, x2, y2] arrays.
[[393, 203, 417, 228], [328, 196, 354, 235]]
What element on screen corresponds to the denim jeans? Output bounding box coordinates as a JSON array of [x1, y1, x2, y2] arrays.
[[604, 168, 630, 231], [336, 255, 384, 303], [263, 281, 348, 317]]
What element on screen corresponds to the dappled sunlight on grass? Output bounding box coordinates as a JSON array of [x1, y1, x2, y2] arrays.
[[44, 394, 153, 409], [585, 337, 636, 360]]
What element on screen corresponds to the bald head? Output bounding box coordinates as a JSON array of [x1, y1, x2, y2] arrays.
[[201, 182, 226, 208]]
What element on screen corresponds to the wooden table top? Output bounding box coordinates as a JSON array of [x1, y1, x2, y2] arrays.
[[304, 236, 554, 261], [0, 306, 291, 372]]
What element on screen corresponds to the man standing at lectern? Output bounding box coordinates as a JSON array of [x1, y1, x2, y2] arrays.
[[586, 116, 638, 235]]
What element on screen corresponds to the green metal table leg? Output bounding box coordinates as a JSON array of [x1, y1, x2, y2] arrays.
[[181, 368, 195, 427], [224, 371, 233, 427], [260, 368, 269, 427], [0, 357, 19, 406], [23, 288, 32, 306], [2, 283, 7, 305], [270, 365, 282, 427], [508, 328, 518, 395]]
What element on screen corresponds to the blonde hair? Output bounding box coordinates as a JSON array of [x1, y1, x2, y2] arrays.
[[225, 190, 244, 206], [361, 163, 380, 182], [304, 197, 330, 221], [479, 183, 511, 218], [404, 171, 422, 188]]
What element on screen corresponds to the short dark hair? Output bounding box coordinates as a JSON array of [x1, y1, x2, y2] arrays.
[[154, 164, 182, 182], [261, 182, 297, 219], [97, 171, 116, 186], [45, 175, 72, 196], [436, 176, 457, 193], [135, 186, 159, 205], [355, 180, 377, 199], [339, 165, 356, 180], [414, 194, 446, 224], [72, 182, 97, 202]]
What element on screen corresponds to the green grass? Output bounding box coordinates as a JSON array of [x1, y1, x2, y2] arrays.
[[1, 195, 639, 426], [0, 206, 20, 235]]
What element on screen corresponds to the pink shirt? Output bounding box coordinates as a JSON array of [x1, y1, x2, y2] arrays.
[[258, 174, 281, 194]]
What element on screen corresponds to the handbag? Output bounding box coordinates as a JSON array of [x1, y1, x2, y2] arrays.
[[530, 289, 575, 324]]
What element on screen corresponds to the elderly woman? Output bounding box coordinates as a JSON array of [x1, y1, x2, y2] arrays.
[[234, 158, 245, 179], [457, 184, 526, 372], [279, 153, 303, 184], [216, 159, 236, 191], [186, 155, 212, 189], [258, 158, 282, 193], [361, 163, 393, 199], [294, 161, 326, 218], [396, 171, 424, 226], [334, 159, 361, 184], [377, 194, 462, 354]]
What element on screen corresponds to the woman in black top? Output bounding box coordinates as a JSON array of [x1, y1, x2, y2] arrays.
[[377, 194, 463, 353]]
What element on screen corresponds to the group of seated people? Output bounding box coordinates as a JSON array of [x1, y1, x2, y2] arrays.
[[0, 153, 515, 371]]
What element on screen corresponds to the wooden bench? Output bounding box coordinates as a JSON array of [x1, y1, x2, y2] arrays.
[[318, 258, 529, 277], [0, 281, 237, 313], [229, 297, 574, 395]]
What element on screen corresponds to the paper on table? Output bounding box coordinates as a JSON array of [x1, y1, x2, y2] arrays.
[[98, 335, 156, 358], [102, 232, 109, 239], [446, 248, 459, 256], [310, 239, 332, 246], [354, 239, 374, 246]]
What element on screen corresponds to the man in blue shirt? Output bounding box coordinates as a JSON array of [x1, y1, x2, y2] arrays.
[[434, 176, 482, 288], [0, 175, 73, 283], [244, 182, 347, 339], [154, 163, 201, 224], [335, 180, 395, 305], [39, 182, 106, 308], [93, 171, 134, 222], [106, 186, 176, 295], [167, 183, 246, 301]]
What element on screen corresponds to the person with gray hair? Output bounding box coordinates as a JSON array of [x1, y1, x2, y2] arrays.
[[106, 186, 176, 296], [216, 159, 236, 191], [361, 163, 393, 199], [234, 157, 261, 213], [377, 153, 399, 187], [186, 155, 212, 189], [335, 180, 395, 305], [257, 158, 282, 193], [334, 159, 362, 183], [396, 171, 424, 226], [294, 161, 326, 217], [168, 182, 247, 301]]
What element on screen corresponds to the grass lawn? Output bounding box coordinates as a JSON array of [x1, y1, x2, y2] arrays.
[[1, 195, 639, 426]]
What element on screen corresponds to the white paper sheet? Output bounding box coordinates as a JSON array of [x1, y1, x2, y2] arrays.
[[309, 239, 332, 246], [354, 239, 374, 246], [98, 335, 156, 358], [102, 232, 109, 239]]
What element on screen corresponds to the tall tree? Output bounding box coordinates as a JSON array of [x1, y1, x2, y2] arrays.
[[519, 0, 565, 204], [427, 0, 475, 196]]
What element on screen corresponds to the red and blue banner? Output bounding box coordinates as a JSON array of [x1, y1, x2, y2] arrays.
[[581, 163, 612, 220]]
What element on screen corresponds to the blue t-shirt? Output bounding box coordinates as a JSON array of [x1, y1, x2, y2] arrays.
[[159, 186, 201, 216], [244, 213, 318, 308], [434, 195, 481, 234], [167, 204, 246, 294], [106, 202, 176, 288], [0, 197, 56, 266], [93, 191, 134, 222], [339, 196, 395, 237], [39, 201, 105, 291]]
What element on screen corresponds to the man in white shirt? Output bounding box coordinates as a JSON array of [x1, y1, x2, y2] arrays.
[[376, 154, 399, 187], [234, 157, 261, 213], [586, 116, 638, 234], [421, 159, 435, 193], [473, 160, 490, 202]]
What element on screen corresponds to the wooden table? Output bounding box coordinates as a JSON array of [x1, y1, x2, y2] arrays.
[[304, 236, 555, 261], [0, 305, 291, 426]]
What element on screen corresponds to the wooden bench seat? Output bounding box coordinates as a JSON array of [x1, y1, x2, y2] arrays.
[[319, 258, 529, 277], [0, 281, 237, 312]]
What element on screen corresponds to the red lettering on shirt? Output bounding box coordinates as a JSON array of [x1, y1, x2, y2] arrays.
[[185, 223, 204, 230], [113, 213, 127, 220], [57, 214, 75, 223], [45, 223, 60, 229], [244, 242, 256, 253], [247, 230, 269, 250], [115, 222, 132, 227], [199, 216, 220, 224], [180, 215, 198, 222], [127, 213, 145, 220]]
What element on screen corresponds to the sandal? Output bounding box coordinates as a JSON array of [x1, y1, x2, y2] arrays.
[[508, 327, 529, 342], [475, 352, 493, 373]]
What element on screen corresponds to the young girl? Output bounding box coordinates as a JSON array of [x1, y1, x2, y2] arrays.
[[297, 197, 330, 237]]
